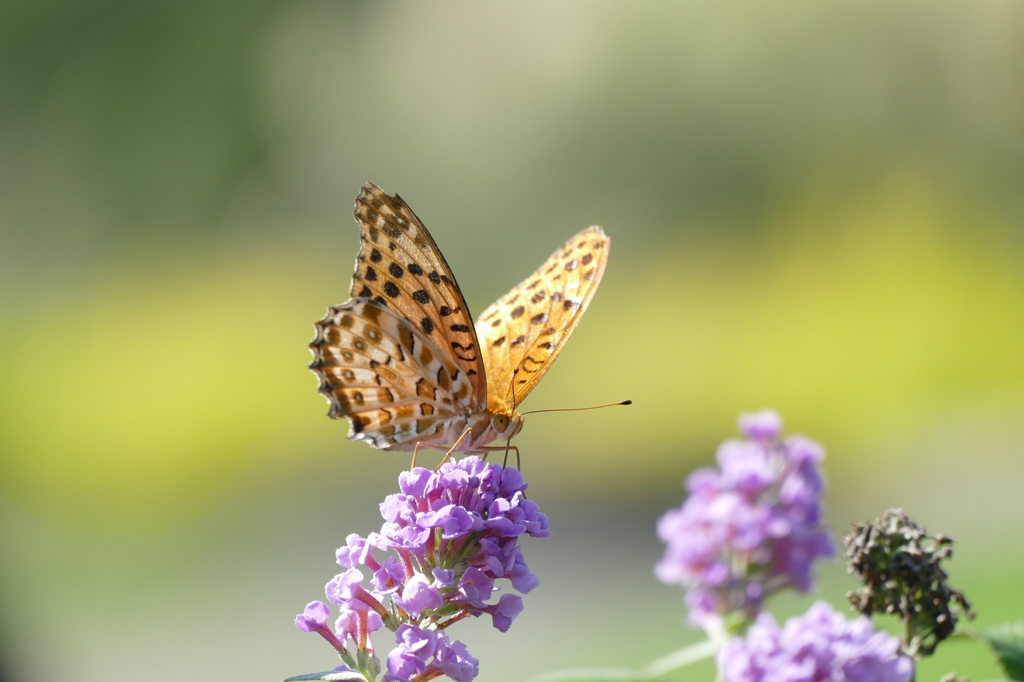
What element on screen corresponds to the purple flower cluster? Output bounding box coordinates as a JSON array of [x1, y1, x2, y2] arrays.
[[655, 410, 834, 630], [718, 601, 914, 682], [386, 625, 478, 682], [294, 456, 550, 682]]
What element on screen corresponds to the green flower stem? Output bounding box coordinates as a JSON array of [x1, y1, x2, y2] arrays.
[[642, 638, 721, 678]]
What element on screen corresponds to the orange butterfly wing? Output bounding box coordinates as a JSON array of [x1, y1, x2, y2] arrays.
[[310, 183, 488, 449], [347, 183, 487, 405], [475, 226, 609, 412], [310, 299, 476, 449]]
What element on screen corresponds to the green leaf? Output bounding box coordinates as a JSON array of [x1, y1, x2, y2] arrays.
[[526, 669, 645, 682], [971, 621, 1024, 682], [642, 638, 720, 678], [283, 669, 367, 682], [526, 639, 720, 682]]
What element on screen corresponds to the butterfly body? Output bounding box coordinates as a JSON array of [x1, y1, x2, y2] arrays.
[[310, 182, 607, 454]]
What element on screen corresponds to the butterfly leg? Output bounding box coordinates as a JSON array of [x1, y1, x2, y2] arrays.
[[410, 427, 475, 471], [434, 427, 474, 471], [410, 441, 450, 470]]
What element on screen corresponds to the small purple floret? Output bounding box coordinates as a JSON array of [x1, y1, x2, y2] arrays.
[[395, 573, 443, 617], [738, 409, 783, 441], [336, 533, 381, 570], [458, 566, 496, 605], [486, 594, 524, 633], [295, 601, 330, 633], [372, 556, 406, 594], [335, 608, 383, 640], [385, 625, 436, 681], [326, 567, 366, 606], [434, 637, 480, 682], [432, 567, 456, 588]]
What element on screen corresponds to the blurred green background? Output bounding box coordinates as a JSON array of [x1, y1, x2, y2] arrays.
[[1, 2, 1022, 681]]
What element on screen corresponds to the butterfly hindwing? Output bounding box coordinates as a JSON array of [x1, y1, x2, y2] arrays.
[[350, 182, 487, 408], [475, 226, 609, 411], [310, 299, 475, 449]]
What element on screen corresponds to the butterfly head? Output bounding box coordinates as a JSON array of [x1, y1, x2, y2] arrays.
[[490, 411, 525, 441], [465, 409, 524, 450]]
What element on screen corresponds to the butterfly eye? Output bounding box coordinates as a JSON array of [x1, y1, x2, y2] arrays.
[[491, 413, 510, 434]]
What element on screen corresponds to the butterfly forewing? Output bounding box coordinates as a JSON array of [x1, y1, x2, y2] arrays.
[[350, 183, 487, 407], [475, 226, 609, 410], [310, 299, 474, 449]]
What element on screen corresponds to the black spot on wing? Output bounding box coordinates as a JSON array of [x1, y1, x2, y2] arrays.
[[450, 341, 477, 361]]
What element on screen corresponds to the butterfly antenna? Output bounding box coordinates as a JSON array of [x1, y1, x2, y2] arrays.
[[521, 399, 632, 416]]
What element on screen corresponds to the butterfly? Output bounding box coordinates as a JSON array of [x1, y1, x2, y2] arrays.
[[310, 182, 609, 456]]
